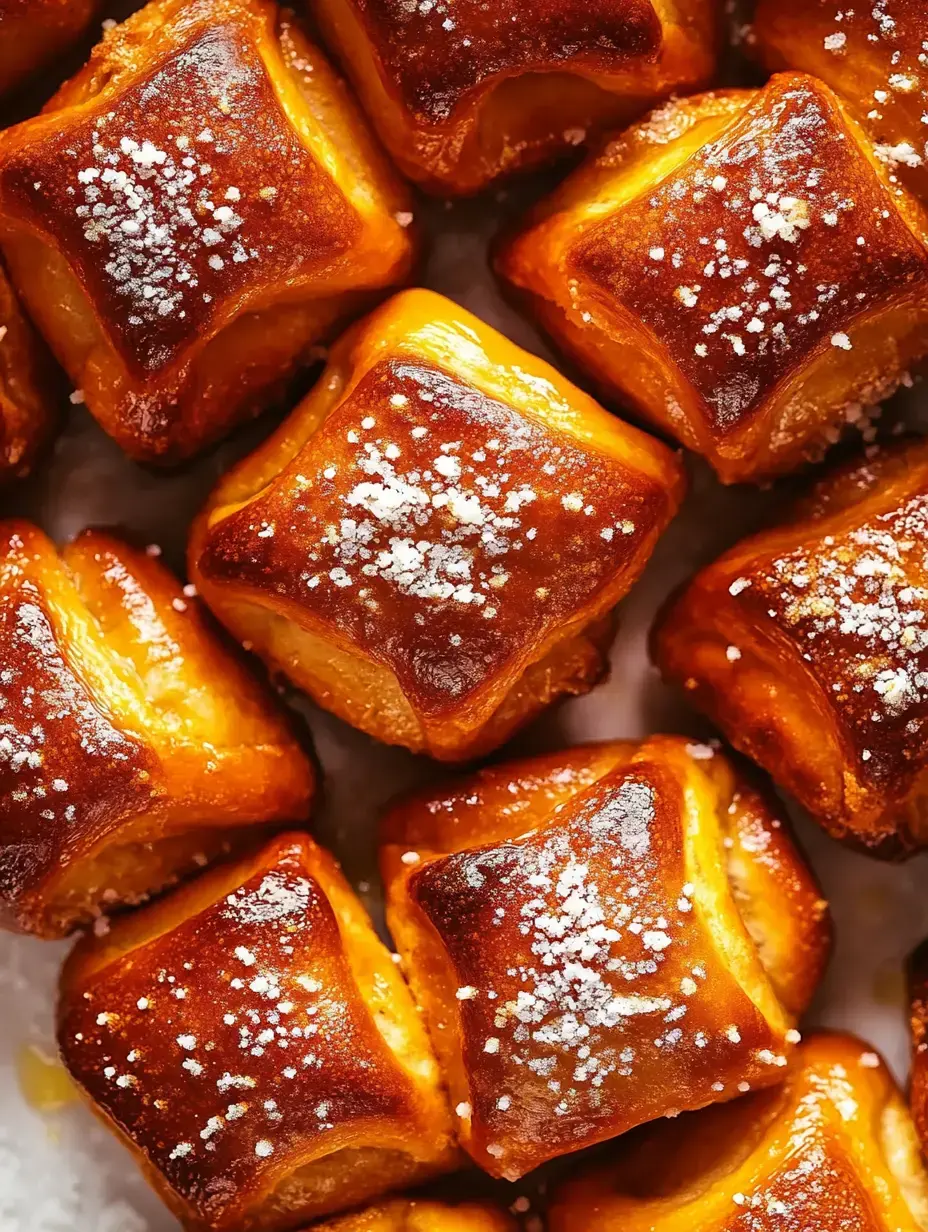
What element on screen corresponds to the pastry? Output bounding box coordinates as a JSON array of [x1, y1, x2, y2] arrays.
[[548, 1032, 928, 1230], [0, 0, 416, 463], [380, 735, 830, 1179], [0, 520, 314, 937], [497, 72, 928, 483], [653, 437, 928, 855], [310, 1197, 515, 1230], [909, 939, 928, 1161], [0, 0, 98, 99], [189, 289, 685, 761], [0, 260, 57, 481], [58, 832, 457, 1230], [310, 0, 719, 194], [753, 0, 928, 205]]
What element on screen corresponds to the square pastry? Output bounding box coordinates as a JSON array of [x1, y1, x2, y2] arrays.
[[654, 437, 928, 855], [548, 1033, 928, 1231], [0, 261, 58, 481], [498, 72, 928, 483], [58, 833, 457, 1231], [0, 0, 415, 463], [0, 521, 314, 937], [753, 0, 928, 204], [189, 289, 685, 761], [0, 0, 99, 98], [380, 736, 830, 1179], [310, 0, 719, 193]]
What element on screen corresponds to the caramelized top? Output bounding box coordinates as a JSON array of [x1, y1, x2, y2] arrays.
[[730, 439, 928, 796], [573, 74, 928, 437], [59, 835, 431, 1226], [350, 0, 662, 122], [392, 739, 797, 1177], [0, 524, 152, 929], [199, 356, 671, 716], [0, 0, 358, 375]]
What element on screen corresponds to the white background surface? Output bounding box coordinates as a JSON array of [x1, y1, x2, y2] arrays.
[[1, 161, 927, 1232]]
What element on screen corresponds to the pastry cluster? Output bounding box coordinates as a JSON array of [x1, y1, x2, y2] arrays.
[[1, 0, 928, 1228]]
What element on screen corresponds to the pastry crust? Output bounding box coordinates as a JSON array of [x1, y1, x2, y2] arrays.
[[548, 1032, 928, 1231], [310, 1198, 515, 1230], [58, 832, 458, 1231], [380, 735, 830, 1180], [310, 0, 719, 193], [0, 260, 58, 481], [0, 0, 99, 99], [653, 436, 928, 855], [752, 0, 928, 206], [0, 520, 315, 937], [497, 72, 928, 483], [909, 940, 928, 1162], [189, 289, 685, 762], [0, 0, 416, 463]]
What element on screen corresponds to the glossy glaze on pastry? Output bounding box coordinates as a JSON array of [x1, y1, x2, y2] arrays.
[[310, 0, 719, 193], [548, 1032, 928, 1230], [0, 521, 315, 937], [381, 736, 829, 1179], [0, 0, 416, 462], [190, 289, 685, 761], [498, 72, 928, 483], [654, 437, 928, 855], [58, 833, 457, 1231]]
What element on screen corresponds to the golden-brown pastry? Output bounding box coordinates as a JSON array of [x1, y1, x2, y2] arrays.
[[58, 832, 457, 1231], [909, 940, 928, 1160], [0, 0, 416, 464], [309, 0, 720, 195], [0, 520, 314, 938], [0, 0, 99, 99], [753, 0, 928, 205], [497, 72, 928, 484], [380, 735, 830, 1180], [310, 1198, 515, 1230], [653, 437, 928, 856], [189, 289, 685, 762], [548, 1032, 928, 1231], [0, 260, 58, 481]]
